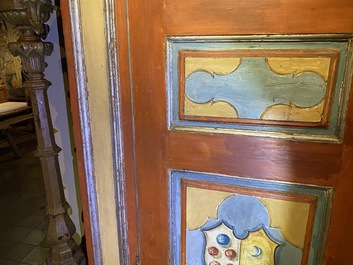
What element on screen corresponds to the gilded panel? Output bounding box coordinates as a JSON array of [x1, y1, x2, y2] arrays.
[[0, 20, 23, 96]]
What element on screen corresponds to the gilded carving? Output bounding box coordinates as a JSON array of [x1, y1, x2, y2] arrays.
[[9, 41, 53, 74], [0, 20, 22, 94]]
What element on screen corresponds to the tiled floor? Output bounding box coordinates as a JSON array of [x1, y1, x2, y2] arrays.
[[0, 129, 49, 264]]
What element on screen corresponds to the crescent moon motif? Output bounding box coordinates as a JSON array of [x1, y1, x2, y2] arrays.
[[251, 246, 262, 258]]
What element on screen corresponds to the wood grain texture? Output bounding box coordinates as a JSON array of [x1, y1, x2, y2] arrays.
[[59, 1, 94, 263], [128, 0, 169, 263], [114, 0, 139, 263], [324, 75, 353, 265], [60, 0, 94, 265], [124, 0, 353, 264], [167, 131, 343, 185], [165, 0, 353, 35]]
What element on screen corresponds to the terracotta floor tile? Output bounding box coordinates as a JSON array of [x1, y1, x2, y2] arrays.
[[0, 240, 16, 258], [21, 230, 46, 246], [4, 243, 34, 262], [20, 214, 47, 229], [0, 132, 47, 265], [35, 219, 48, 232], [0, 259, 17, 265], [21, 246, 49, 265], [2, 227, 33, 243]]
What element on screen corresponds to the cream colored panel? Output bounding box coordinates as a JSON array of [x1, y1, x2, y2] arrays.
[[240, 228, 279, 265], [184, 97, 238, 118], [261, 101, 325, 122], [184, 57, 241, 118], [185, 57, 241, 77], [267, 57, 331, 80], [259, 198, 310, 249], [81, 0, 120, 264], [186, 187, 231, 230]]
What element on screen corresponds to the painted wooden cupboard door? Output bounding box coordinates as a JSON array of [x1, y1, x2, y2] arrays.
[[115, 1, 353, 264]]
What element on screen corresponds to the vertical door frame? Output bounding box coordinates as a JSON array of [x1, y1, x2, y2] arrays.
[[60, 0, 133, 264], [56, 0, 96, 262]]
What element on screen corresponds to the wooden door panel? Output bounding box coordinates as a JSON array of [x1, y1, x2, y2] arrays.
[[167, 132, 342, 185], [123, 0, 353, 264], [165, 0, 353, 35], [167, 36, 351, 142], [169, 171, 333, 265]]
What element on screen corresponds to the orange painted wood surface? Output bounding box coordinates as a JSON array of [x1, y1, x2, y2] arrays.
[[61, 0, 353, 263], [165, 0, 353, 35], [123, 0, 353, 264], [114, 0, 139, 263], [58, 1, 94, 264]]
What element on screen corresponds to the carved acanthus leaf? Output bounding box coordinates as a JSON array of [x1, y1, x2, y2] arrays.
[[0, 20, 22, 88]]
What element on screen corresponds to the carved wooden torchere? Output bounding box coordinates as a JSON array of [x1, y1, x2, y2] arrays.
[[0, 1, 86, 264]]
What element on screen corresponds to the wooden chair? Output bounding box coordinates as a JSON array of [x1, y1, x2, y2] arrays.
[[0, 84, 33, 158]]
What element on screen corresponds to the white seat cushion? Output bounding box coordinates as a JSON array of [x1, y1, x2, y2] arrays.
[[0, 102, 29, 115]]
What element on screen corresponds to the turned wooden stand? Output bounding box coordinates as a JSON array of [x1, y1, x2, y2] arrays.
[[0, 1, 86, 264]]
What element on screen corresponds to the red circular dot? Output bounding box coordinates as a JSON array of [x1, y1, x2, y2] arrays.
[[225, 249, 237, 260], [209, 261, 221, 265], [207, 246, 219, 256]]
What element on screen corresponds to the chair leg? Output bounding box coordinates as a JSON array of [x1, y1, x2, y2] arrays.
[[2, 131, 22, 158]]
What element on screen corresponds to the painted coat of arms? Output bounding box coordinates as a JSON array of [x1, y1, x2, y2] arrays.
[[186, 195, 300, 265]]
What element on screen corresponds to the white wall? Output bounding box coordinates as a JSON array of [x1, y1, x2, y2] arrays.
[[45, 11, 83, 243]]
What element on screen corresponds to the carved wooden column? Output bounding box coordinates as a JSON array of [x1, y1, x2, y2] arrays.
[[0, 1, 86, 264]]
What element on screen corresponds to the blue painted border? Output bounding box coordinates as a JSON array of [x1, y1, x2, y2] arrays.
[[166, 36, 352, 142], [168, 169, 333, 265]]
